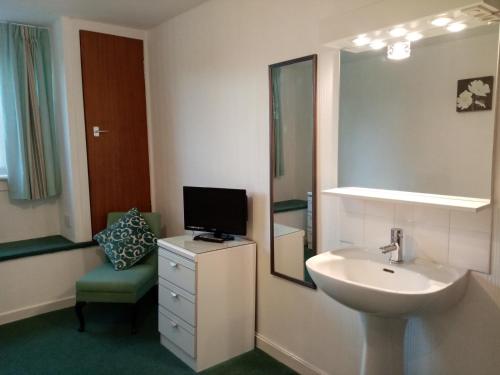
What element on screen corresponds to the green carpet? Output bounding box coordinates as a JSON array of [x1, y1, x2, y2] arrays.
[[0, 288, 296, 375]]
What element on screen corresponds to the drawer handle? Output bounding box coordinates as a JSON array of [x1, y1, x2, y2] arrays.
[[170, 292, 178, 299], [170, 321, 179, 329], [169, 261, 178, 268]]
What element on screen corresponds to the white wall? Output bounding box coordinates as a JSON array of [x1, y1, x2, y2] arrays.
[[0, 183, 60, 243], [339, 28, 497, 199], [147, 1, 363, 374], [0, 246, 104, 325], [148, 1, 500, 374]]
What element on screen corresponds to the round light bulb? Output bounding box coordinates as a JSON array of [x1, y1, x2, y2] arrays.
[[406, 32, 423, 42], [387, 41, 411, 61], [352, 34, 371, 46], [389, 27, 408, 37], [447, 22, 467, 32], [431, 17, 452, 27]]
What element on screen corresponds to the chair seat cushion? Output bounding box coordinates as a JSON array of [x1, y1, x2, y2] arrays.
[[76, 263, 156, 303]]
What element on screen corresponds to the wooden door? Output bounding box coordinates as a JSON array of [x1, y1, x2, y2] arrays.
[[80, 31, 151, 235]]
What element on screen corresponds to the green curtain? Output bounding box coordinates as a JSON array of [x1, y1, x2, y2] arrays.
[[272, 67, 284, 177], [0, 23, 60, 200]]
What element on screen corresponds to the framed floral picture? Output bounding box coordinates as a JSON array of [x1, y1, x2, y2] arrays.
[[456, 76, 494, 112]]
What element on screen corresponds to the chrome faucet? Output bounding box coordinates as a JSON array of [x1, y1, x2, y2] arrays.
[[379, 228, 403, 264]]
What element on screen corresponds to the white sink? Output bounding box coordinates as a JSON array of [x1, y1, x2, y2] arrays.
[[306, 247, 468, 317], [306, 247, 469, 375]]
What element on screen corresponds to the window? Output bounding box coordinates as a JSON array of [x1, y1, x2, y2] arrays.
[[0, 101, 6, 179]]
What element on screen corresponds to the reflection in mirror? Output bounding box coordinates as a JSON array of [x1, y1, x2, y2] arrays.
[[339, 24, 498, 199], [269, 55, 317, 288]]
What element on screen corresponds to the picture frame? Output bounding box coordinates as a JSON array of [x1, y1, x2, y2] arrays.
[[456, 76, 494, 112]]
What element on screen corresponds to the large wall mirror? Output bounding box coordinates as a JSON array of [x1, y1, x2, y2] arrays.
[[269, 55, 317, 288], [339, 24, 498, 200]]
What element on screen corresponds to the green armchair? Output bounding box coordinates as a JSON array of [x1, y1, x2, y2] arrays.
[[75, 212, 161, 334]]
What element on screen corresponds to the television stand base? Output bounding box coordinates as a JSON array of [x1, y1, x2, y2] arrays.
[[193, 233, 235, 243]]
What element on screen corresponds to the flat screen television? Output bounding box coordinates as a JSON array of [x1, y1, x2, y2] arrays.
[[183, 186, 248, 241]]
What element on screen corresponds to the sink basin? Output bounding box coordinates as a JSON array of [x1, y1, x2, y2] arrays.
[[306, 247, 468, 318], [307, 247, 468, 375]]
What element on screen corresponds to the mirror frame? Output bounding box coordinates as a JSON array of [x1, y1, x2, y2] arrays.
[[269, 54, 318, 289]]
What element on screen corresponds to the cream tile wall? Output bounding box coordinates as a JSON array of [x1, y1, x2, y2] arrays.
[[336, 197, 493, 273]]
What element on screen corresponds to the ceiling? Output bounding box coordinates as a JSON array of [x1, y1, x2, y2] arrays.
[[0, 0, 208, 29]]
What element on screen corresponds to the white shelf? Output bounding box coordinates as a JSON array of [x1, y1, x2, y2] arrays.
[[323, 187, 490, 212]]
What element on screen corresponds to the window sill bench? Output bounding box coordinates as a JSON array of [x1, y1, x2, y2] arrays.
[[273, 199, 308, 213], [0, 235, 97, 262]]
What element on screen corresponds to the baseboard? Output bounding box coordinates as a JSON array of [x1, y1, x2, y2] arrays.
[[256, 333, 328, 375], [0, 296, 75, 326]]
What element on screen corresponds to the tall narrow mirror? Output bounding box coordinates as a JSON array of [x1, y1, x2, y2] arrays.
[[269, 55, 317, 288]]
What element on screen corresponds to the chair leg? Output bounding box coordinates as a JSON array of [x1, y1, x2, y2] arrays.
[[75, 302, 86, 332], [131, 303, 138, 335]]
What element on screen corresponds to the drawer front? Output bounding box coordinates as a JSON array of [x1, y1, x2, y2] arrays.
[[159, 283, 196, 326], [158, 250, 196, 294], [159, 308, 195, 358]]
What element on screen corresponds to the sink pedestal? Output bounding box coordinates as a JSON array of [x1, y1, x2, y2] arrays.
[[306, 248, 469, 375], [360, 314, 407, 375]]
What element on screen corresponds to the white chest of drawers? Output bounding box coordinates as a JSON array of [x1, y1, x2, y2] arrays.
[[157, 235, 256, 372]]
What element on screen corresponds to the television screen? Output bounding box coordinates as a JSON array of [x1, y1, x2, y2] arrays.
[[183, 186, 248, 236]]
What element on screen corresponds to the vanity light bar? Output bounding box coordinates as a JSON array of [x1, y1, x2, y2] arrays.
[[346, 4, 494, 52]]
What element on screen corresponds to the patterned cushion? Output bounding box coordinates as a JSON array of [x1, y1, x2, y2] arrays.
[[93, 208, 158, 271]]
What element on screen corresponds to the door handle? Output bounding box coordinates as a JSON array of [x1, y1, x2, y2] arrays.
[[93, 126, 109, 138], [170, 292, 178, 299]]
